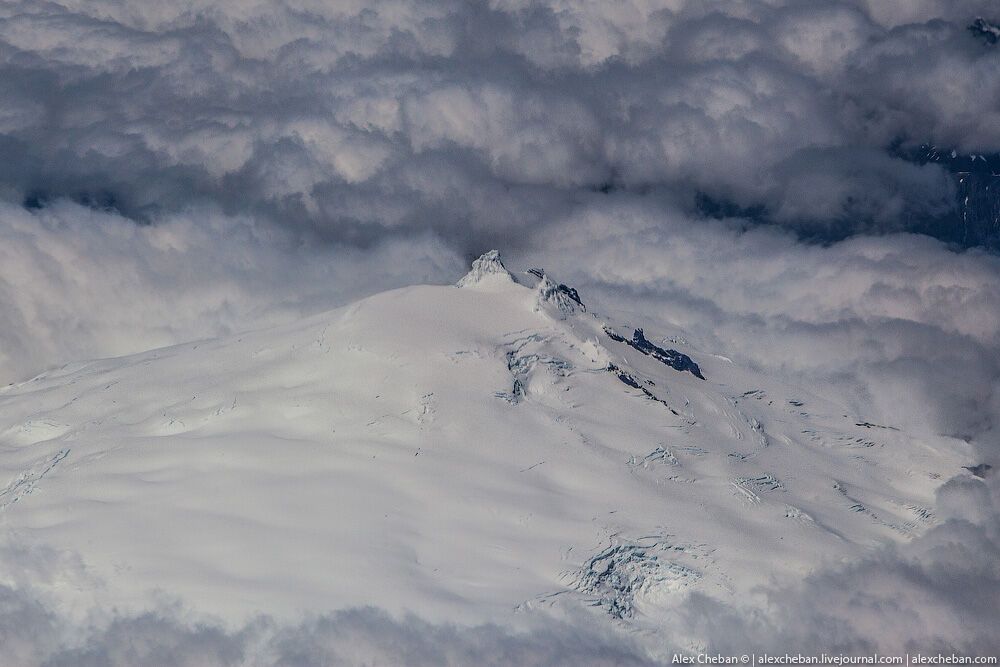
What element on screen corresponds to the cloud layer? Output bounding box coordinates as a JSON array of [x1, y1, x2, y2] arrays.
[[0, 590, 659, 667], [2, 0, 999, 243]]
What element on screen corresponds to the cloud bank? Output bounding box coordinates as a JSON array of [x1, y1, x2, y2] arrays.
[[0, 590, 659, 667]]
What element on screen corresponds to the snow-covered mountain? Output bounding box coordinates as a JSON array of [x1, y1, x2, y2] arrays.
[[0, 252, 971, 652]]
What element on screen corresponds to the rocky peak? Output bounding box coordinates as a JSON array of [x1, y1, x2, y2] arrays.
[[529, 269, 586, 318], [456, 250, 514, 288]]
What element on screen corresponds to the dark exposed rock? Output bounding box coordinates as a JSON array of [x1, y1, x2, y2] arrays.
[[604, 327, 705, 380], [856, 421, 899, 431], [608, 363, 641, 389], [604, 328, 627, 344], [607, 364, 679, 415], [557, 284, 584, 309]]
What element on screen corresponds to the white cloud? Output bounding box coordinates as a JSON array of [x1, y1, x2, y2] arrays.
[[1, 0, 996, 240]]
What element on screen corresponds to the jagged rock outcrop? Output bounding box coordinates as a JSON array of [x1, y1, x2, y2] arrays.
[[604, 326, 705, 380], [535, 275, 586, 318]]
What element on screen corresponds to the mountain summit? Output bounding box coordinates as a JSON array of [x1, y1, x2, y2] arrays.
[[456, 249, 514, 288]]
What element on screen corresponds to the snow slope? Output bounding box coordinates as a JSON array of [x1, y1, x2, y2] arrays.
[[0, 252, 971, 647]]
